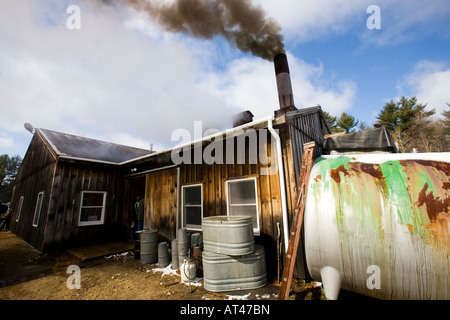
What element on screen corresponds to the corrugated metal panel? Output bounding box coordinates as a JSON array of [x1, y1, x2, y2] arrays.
[[304, 153, 450, 299], [287, 107, 331, 182]]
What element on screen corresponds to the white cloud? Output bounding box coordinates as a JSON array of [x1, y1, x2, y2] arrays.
[[0, 0, 240, 157], [201, 53, 356, 119], [1, 0, 360, 160], [256, 0, 365, 43], [0, 134, 15, 150], [400, 60, 450, 116], [256, 0, 450, 46], [359, 0, 450, 46]]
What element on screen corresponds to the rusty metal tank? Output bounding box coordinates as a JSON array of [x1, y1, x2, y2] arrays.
[[304, 153, 449, 300]]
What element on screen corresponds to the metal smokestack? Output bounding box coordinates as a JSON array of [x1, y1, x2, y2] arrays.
[[274, 53, 296, 114]]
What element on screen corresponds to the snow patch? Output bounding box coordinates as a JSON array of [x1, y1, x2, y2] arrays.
[[226, 293, 251, 300], [150, 264, 203, 287], [151, 264, 179, 277]]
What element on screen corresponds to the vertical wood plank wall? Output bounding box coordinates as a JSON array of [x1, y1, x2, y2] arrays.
[[9, 134, 57, 251], [145, 168, 178, 242], [9, 133, 125, 251], [43, 162, 123, 251]]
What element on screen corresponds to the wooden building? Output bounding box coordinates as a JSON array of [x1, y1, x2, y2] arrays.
[[9, 106, 331, 279], [120, 106, 331, 278], [9, 129, 151, 252]]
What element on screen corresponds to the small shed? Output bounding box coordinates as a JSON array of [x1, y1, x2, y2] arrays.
[[9, 129, 151, 252]]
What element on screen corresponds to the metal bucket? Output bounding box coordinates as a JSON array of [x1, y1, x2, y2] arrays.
[[171, 239, 179, 269], [202, 245, 267, 292], [158, 242, 170, 268], [202, 216, 254, 256], [177, 228, 191, 261], [139, 230, 158, 264]]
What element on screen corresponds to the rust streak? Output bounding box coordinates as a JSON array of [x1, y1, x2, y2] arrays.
[[400, 160, 450, 175], [329, 165, 350, 184], [348, 162, 385, 180], [416, 183, 449, 223], [360, 163, 384, 180]]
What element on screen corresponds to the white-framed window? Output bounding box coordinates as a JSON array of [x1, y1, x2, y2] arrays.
[[78, 191, 107, 226], [16, 196, 24, 222], [32, 192, 44, 227], [182, 184, 203, 231], [226, 178, 260, 234]]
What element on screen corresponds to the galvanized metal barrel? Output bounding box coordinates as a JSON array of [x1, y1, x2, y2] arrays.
[[139, 230, 158, 264], [177, 228, 191, 261], [158, 242, 170, 268], [171, 239, 179, 269], [202, 245, 267, 292], [202, 216, 254, 256]]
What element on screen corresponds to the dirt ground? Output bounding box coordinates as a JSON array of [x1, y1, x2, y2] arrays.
[[0, 231, 326, 301]]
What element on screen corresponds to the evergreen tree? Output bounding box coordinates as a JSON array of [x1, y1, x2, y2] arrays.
[[323, 111, 339, 133], [336, 112, 359, 133], [377, 100, 399, 131], [397, 96, 434, 133], [0, 154, 22, 203], [376, 96, 443, 152], [377, 96, 431, 133]]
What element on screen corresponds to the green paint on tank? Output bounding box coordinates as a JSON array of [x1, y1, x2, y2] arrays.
[[310, 157, 449, 244]]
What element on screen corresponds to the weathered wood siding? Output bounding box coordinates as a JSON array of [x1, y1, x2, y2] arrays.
[[145, 168, 178, 242], [9, 134, 57, 251], [176, 131, 285, 278], [10, 134, 126, 252], [43, 161, 124, 251], [123, 108, 331, 280], [178, 132, 284, 243]]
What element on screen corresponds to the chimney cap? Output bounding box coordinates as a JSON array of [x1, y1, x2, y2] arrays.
[[274, 53, 290, 75], [233, 110, 254, 127]]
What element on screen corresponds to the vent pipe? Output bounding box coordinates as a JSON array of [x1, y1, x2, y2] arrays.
[[233, 110, 254, 128]]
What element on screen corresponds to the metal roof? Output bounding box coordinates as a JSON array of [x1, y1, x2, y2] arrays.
[[37, 128, 152, 164]]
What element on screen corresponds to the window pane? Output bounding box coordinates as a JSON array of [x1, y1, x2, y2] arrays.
[[229, 205, 258, 229], [185, 206, 202, 226], [229, 180, 256, 205], [16, 196, 24, 221], [183, 185, 202, 229], [32, 193, 44, 226], [184, 186, 201, 205], [82, 193, 104, 206], [80, 208, 103, 222], [78, 191, 106, 226]]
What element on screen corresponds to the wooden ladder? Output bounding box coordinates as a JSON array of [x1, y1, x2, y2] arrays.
[[279, 141, 316, 300]]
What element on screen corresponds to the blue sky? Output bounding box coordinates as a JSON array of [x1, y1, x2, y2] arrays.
[[1, 0, 449, 159]]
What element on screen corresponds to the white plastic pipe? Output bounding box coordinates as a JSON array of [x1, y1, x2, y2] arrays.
[[268, 119, 289, 252]]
